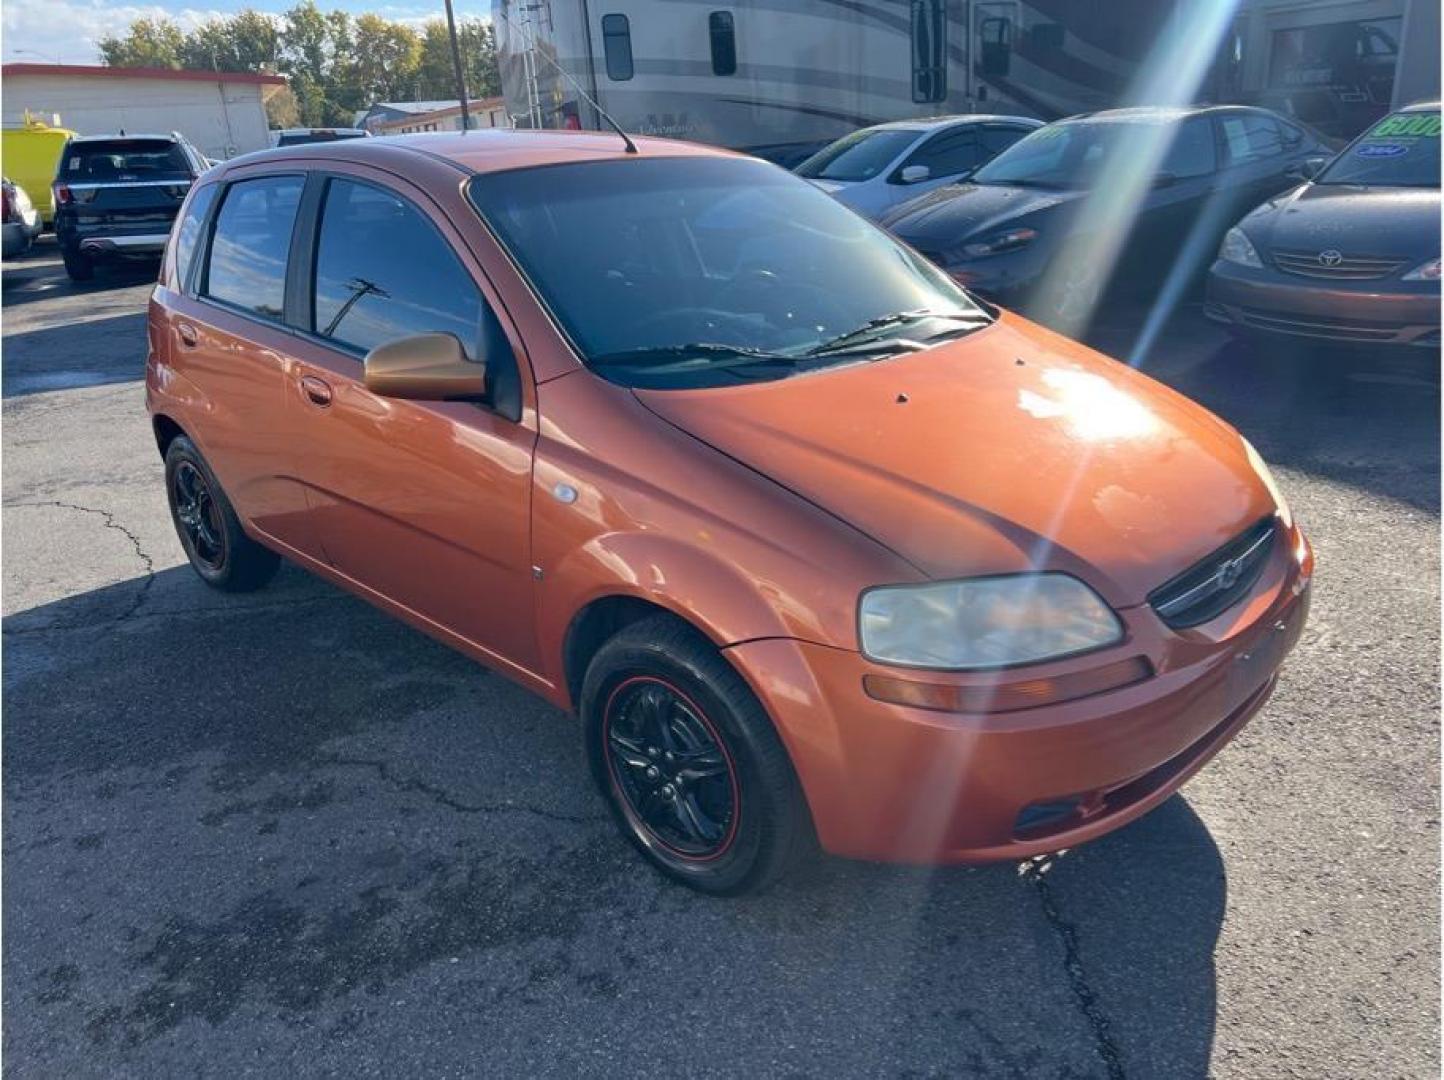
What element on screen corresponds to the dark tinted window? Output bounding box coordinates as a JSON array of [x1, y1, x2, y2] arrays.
[[1221, 113, 1284, 164], [204, 176, 302, 320], [979, 125, 1032, 157], [709, 11, 737, 76], [903, 128, 980, 178], [602, 14, 634, 81], [62, 138, 192, 181], [911, 0, 946, 103], [174, 183, 217, 293], [313, 179, 484, 356], [1162, 117, 1218, 177]]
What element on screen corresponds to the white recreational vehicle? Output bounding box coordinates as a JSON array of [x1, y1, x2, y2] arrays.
[[493, 0, 1438, 164]]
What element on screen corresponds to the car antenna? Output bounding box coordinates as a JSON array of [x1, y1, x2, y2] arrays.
[[492, 6, 638, 154]]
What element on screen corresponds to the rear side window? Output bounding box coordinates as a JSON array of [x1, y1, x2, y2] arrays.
[[63, 139, 191, 181], [1162, 117, 1218, 178], [1221, 114, 1285, 164], [173, 183, 217, 293], [203, 176, 303, 320], [312, 179, 484, 356], [979, 125, 1032, 157], [602, 14, 634, 81], [709, 12, 737, 76]]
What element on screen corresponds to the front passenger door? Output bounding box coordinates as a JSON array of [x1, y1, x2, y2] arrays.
[[284, 173, 542, 677]]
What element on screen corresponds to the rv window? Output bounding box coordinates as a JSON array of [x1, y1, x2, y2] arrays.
[[709, 12, 737, 76], [602, 14, 634, 81], [979, 16, 1012, 77], [911, 1, 947, 104]]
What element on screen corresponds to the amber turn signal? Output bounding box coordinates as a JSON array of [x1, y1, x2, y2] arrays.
[[863, 656, 1153, 714]]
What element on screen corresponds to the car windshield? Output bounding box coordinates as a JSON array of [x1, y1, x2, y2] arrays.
[[971, 120, 1165, 188], [61, 139, 191, 181], [469, 157, 989, 388], [795, 128, 921, 182], [1315, 110, 1441, 188]]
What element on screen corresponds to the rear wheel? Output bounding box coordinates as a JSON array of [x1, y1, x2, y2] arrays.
[[164, 436, 279, 592], [61, 246, 93, 282], [581, 615, 814, 895]]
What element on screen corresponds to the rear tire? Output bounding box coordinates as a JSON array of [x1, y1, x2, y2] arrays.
[[164, 436, 279, 592], [62, 247, 94, 282], [581, 614, 815, 895]]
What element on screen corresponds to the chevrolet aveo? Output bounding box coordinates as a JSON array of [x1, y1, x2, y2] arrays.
[[147, 131, 1312, 894]]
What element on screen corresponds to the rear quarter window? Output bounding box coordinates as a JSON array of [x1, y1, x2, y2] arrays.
[[202, 176, 303, 321], [173, 183, 218, 293]]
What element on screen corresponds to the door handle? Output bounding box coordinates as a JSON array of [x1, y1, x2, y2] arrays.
[[176, 322, 198, 347], [300, 374, 333, 407]]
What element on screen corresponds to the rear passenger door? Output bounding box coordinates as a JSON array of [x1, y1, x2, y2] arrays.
[[282, 169, 542, 677]]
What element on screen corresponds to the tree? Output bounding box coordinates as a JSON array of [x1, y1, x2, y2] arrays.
[[418, 18, 500, 102], [265, 85, 302, 129], [179, 12, 278, 73], [97, 18, 185, 69]]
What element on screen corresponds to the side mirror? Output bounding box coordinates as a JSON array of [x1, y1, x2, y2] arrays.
[[363, 332, 487, 401], [899, 164, 931, 184], [1286, 156, 1326, 181]]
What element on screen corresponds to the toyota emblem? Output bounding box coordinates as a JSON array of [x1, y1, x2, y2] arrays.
[[1317, 249, 1343, 267]]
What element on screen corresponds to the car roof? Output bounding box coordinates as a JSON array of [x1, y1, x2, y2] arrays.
[[219, 129, 740, 178], [867, 114, 1042, 133], [1398, 100, 1441, 113], [1066, 104, 1271, 124], [279, 127, 367, 134], [68, 132, 179, 143]]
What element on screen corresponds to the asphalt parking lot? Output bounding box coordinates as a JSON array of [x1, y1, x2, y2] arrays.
[[2, 238, 1438, 1078]]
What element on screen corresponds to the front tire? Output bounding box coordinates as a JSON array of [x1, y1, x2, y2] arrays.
[[164, 436, 279, 592], [582, 615, 814, 895]]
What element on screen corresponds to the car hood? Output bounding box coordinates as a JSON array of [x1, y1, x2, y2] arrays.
[[880, 182, 1084, 251], [633, 314, 1275, 607], [1241, 182, 1442, 258]]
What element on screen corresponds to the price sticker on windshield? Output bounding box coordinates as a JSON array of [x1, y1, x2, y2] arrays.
[[1369, 114, 1441, 138]]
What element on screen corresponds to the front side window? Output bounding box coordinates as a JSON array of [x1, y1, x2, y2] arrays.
[[911, 0, 947, 103], [978, 125, 1032, 157], [174, 183, 218, 293], [902, 128, 980, 179], [312, 178, 485, 356], [469, 157, 989, 389], [203, 175, 303, 320], [602, 14, 634, 81], [1161, 117, 1218, 178], [709, 12, 737, 76]]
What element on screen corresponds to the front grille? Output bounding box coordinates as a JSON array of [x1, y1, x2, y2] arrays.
[[1237, 307, 1405, 342], [1149, 518, 1277, 629], [1271, 249, 1407, 280]]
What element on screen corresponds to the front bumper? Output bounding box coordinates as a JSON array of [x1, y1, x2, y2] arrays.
[[728, 523, 1313, 864], [1207, 259, 1440, 347]]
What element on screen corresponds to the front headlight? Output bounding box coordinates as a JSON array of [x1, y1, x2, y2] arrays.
[[1242, 437, 1292, 527], [961, 227, 1037, 258], [859, 574, 1122, 670], [1219, 227, 1262, 268], [1402, 257, 1440, 281]]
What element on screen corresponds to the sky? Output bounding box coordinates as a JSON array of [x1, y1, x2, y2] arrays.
[[2, 0, 492, 66]]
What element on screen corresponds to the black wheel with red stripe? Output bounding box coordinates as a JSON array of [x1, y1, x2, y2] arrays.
[[582, 614, 814, 895]]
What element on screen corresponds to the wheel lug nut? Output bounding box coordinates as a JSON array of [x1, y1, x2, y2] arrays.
[[661, 784, 675, 798], [647, 746, 659, 759], [645, 766, 660, 780]]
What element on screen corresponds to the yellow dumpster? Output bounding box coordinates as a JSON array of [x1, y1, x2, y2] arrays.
[[1, 115, 77, 226]]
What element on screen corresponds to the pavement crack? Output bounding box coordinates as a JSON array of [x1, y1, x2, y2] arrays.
[[8, 500, 155, 621], [317, 754, 605, 824], [1023, 856, 1126, 1080]]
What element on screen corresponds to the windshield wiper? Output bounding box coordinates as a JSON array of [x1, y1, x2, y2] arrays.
[[805, 309, 988, 357], [589, 343, 796, 370]]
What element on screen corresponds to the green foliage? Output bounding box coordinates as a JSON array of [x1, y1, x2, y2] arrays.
[[97, 4, 501, 130]]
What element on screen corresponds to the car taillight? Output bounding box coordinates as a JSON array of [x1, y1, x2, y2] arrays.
[[53, 182, 72, 206]]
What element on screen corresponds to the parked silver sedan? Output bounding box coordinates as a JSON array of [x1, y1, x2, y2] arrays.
[[2, 177, 42, 258], [794, 114, 1041, 220]]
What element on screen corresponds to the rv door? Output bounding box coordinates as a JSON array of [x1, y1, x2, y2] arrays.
[[971, 1, 1019, 99]]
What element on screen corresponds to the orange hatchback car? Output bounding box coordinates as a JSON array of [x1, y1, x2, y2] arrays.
[[147, 132, 1312, 894]]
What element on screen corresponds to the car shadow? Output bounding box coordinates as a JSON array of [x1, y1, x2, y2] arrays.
[[1, 313, 147, 398], [4, 564, 1226, 1076]]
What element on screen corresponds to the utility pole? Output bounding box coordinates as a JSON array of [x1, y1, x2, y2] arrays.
[[444, 0, 472, 130]]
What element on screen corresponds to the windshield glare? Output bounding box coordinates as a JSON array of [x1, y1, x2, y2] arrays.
[[795, 128, 921, 182], [972, 121, 1157, 188], [470, 157, 986, 386], [1316, 111, 1441, 188]]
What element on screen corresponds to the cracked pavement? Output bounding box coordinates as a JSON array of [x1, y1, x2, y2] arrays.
[[3, 241, 1439, 1077]]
